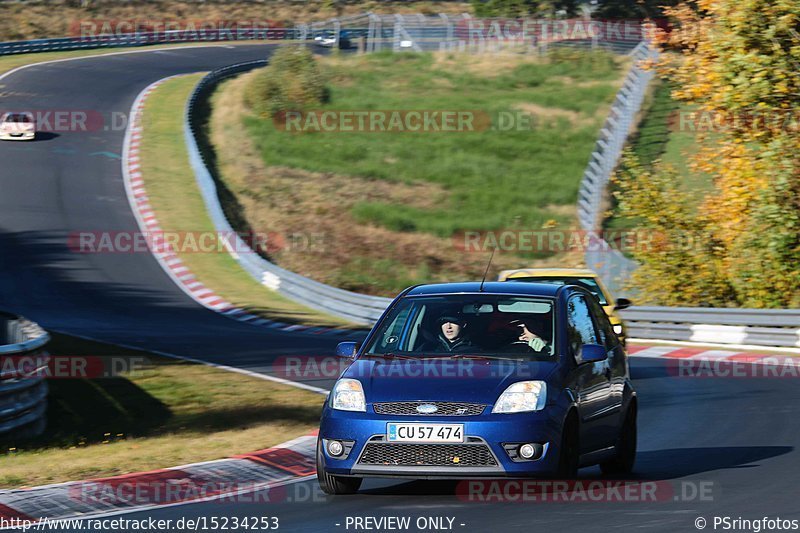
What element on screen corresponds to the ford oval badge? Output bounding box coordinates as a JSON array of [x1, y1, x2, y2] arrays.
[[416, 404, 438, 414]]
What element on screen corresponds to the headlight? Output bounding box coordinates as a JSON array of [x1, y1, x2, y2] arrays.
[[613, 324, 623, 335], [492, 381, 547, 413], [331, 378, 366, 412]]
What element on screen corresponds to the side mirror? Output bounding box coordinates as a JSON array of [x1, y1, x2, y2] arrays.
[[614, 298, 632, 311], [335, 341, 359, 359], [580, 343, 607, 363]]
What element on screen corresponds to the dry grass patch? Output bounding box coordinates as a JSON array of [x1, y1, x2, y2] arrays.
[[432, 50, 545, 77], [513, 102, 583, 124]]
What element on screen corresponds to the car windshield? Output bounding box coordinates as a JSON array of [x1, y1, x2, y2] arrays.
[[5, 113, 31, 123], [507, 276, 607, 305], [364, 294, 556, 360]]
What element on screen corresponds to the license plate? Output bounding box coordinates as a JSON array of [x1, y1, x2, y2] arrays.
[[386, 423, 464, 443]]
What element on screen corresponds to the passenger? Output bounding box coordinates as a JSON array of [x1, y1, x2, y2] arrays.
[[417, 313, 474, 353], [509, 320, 553, 355]]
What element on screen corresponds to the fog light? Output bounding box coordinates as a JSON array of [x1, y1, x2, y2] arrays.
[[327, 440, 344, 457], [519, 443, 536, 459]]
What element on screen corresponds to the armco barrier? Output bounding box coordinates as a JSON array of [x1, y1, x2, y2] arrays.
[[621, 308, 800, 348], [0, 29, 300, 56], [0, 312, 50, 437], [578, 40, 655, 297], [0, 13, 647, 58], [184, 61, 392, 325]]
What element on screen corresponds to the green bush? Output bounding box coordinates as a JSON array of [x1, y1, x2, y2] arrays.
[[244, 46, 328, 118]]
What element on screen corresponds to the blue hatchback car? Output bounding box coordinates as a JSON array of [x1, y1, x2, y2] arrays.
[[317, 282, 636, 495]]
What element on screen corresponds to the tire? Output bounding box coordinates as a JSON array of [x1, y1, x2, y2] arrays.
[[316, 439, 362, 495], [556, 413, 580, 479], [600, 402, 637, 476]]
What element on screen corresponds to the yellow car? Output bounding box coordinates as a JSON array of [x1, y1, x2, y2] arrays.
[[496, 268, 631, 342]]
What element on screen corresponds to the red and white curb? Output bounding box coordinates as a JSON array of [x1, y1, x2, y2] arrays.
[[122, 77, 355, 338], [0, 433, 319, 526], [628, 344, 800, 368]]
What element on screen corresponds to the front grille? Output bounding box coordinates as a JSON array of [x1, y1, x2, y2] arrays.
[[373, 402, 485, 416], [358, 442, 497, 467]]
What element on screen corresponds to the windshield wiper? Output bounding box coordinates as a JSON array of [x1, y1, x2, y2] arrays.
[[447, 354, 525, 361], [362, 352, 418, 360]]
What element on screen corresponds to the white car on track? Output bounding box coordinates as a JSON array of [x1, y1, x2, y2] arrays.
[[0, 112, 36, 141]]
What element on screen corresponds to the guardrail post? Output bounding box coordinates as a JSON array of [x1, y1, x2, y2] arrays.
[[368, 13, 381, 53], [333, 18, 341, 49], [439, 13, 453, 52]]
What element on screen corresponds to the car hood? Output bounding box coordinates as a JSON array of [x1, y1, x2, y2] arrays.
[[342, 356, 559, 405]]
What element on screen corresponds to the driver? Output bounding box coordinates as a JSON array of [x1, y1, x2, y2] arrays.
[[416, 312, 473, 353], [509, 320, 553, 355]]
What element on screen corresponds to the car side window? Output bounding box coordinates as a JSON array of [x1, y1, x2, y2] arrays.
[[566, 294, 599, 364], [587, 295, 618, 350], [377, 305, 413, 351]]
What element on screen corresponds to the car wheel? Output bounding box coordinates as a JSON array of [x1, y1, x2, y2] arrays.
[[557, 413, 579, 479], [600, 402, 637, 476], [316, 439, 362, 495]]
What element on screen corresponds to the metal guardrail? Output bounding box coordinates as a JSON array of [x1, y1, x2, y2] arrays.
[[621, 308, 800, 348], [0, 29, 301, 56], [0, 13, 646, 57], [579, 41, 655, 296], [0, 312, 50, 437], [184, 61, 392, 325]]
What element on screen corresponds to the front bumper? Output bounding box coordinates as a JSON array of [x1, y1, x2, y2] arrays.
[[0, 131, 35, 141], [319, 405, 563, 478]]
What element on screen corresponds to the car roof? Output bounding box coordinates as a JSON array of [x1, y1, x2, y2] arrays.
[[498, 268, 599, 280], [404, 281, 564, 298]]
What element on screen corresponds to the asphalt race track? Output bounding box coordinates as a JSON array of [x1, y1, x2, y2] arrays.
[[121, 356, 800, 531], [1, 45, 799, 532], [0, 44, 344, 392]]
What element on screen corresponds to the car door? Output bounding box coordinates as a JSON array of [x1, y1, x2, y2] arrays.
[[565, 293, 616, 454], [585, 294, 626, 447]]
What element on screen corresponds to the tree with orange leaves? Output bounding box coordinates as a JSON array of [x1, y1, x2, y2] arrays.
[[614, 0, 800, 307]]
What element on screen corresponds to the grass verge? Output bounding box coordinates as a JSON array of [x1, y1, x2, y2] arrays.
[[207, 49, 629, 296], [139, 74, 356, 328], [0, 333, 323, 488]]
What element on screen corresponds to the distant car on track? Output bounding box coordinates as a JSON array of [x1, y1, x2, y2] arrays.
[[317, 282, 636, 495], [497, 268, 631, 343], [0, 112, 35, 141], [313, 31, 353, 49]]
